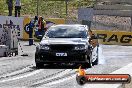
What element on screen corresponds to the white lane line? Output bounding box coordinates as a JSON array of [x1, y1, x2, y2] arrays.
[[0, 65, 32, 78], [44, 68, 90, 86], [44, 73, 76, 86], [0, 56, 22, 61], [32, 69, 72, 86], [0, 69, 43, 83], [43, 67, 102, 86], [83, 84, 121, 88]]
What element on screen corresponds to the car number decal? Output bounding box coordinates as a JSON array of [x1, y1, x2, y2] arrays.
[[56, 53, 67, 56]]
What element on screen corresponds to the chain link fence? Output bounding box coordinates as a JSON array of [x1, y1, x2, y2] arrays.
[[91, 15, 132, 31], [0, 0, 132, 31], [39, 0, 132, 31], [36, 0, 95, 24]]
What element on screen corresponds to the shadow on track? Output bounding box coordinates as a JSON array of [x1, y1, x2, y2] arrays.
[[31, 63, 83, 69]]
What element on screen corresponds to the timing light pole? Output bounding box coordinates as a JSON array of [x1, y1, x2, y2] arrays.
[[65, 0, 68, 16], [37, 0, 39, 16]]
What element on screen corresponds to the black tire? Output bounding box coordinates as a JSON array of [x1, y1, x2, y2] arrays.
[[92, 57, 98, 65], [4, 52, 7, 57], [35, 53, 43, 68], [92, 46, 99, 66], [36, 62, 44, 69], [15, 51, 18, 56], [88, 55, 93, 68], [83, 55, 92, 68]]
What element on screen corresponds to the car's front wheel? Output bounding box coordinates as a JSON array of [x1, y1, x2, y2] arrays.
[[83, 54, 92, 68], [36, 62, 44, 68], [4, 52, 8, 57], [92, 46, 99, 66], [35, 53, 44, 68], [92, 57, 98, 65]]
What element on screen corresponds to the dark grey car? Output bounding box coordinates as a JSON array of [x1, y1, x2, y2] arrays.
[[35, 24, 98, 68]]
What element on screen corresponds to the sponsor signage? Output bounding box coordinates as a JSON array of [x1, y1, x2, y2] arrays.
[[0, 16, 24, 39], [93, 30, 132, 45], [76, 66, 131, 85], [76, 74, 130, 85], [23, 17, 65, 40]]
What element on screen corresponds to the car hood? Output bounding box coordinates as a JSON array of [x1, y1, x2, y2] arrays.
[[40, 38, 89, 45]]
